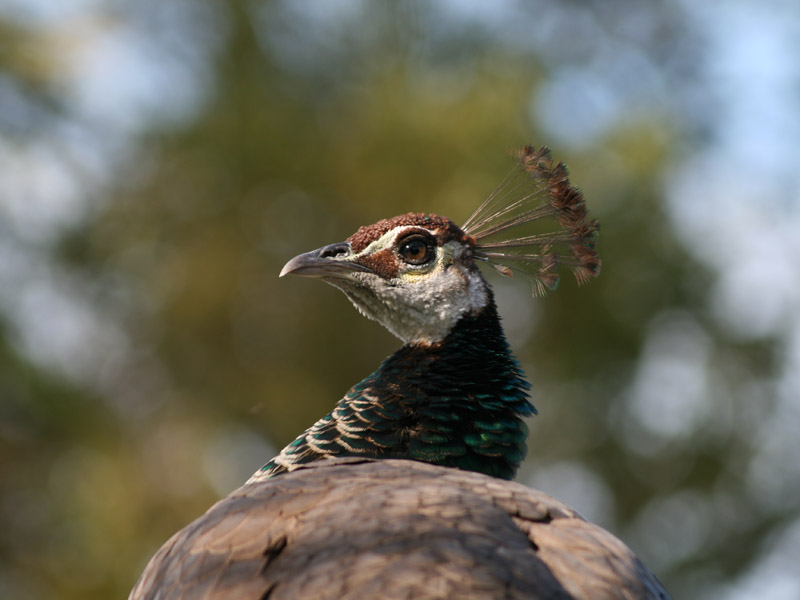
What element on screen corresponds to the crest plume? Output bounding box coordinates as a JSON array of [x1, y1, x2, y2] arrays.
[[463, 146, 601, 296]]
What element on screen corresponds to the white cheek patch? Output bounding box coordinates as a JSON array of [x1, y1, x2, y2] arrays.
[[332, 227, 489, 345], [347, 240, 488, 344]]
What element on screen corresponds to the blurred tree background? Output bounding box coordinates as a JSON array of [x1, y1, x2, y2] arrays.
[[1, 1, 799, 598]]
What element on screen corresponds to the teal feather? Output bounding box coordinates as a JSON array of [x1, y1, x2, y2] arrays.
[[257, 293, 534, 481]]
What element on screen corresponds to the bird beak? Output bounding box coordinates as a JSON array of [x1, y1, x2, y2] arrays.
[[280, 242, 372, 278]]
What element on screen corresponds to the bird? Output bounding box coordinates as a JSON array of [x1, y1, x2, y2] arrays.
[[130, 146, 669, 599]]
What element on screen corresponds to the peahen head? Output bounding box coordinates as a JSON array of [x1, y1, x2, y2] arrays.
[[281, 213, 489, 344], [280, 146, 601, 345]]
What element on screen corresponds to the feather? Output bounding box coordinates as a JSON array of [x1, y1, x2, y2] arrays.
[[463, 146, 601, 296]]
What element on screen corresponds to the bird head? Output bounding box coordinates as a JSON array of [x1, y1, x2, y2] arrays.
[[280, 146, 601, 345], [280, 213, 488, 345]]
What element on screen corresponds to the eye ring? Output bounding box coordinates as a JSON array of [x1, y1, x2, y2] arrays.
[[397, 234, 435, 265]]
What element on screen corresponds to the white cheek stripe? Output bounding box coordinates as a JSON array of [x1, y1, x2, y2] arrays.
[[355, 225, 438, 259], [334, 229, 489, 345], [348, 239, 488, 344]]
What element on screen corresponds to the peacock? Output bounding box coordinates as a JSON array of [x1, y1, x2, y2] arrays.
[[130, 146, 669, 599]]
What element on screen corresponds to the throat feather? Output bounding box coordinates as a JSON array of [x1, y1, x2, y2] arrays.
[[254, 297, 534, 482]]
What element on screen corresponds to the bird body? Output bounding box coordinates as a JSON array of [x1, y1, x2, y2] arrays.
[[132, 459, 668, 600], [131, 147, 669, 599]]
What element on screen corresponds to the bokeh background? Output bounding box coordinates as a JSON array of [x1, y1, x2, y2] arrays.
[[1, 1, 799, 598]]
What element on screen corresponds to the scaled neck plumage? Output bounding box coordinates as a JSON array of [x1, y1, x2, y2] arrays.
[[251, 294, 534, 483]]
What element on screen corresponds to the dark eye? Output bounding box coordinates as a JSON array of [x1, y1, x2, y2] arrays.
[[398, 235, 434, 265]]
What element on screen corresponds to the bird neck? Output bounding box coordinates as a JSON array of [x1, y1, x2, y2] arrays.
[[345, 296, 535, 479], [254, 296, 535, 483]]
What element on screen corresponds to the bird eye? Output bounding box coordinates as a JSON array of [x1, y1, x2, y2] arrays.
[[398, 235, 434, 265]]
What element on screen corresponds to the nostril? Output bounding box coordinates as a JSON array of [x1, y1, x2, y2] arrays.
[[319, 242, 351, 259]]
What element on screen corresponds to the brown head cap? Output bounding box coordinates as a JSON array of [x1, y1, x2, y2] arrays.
[[347, 213, 473, 253]]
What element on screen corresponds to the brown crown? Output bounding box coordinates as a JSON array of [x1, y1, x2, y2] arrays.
[[347, 213, 472, 253]]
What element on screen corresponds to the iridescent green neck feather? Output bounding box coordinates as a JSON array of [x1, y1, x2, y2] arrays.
[[251, 295, 533, 482]]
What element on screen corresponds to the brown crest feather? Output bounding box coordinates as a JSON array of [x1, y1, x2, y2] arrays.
[[463, 146, 601, 296]]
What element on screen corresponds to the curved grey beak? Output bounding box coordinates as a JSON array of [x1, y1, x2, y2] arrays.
[[280, 242, 371, 278]]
